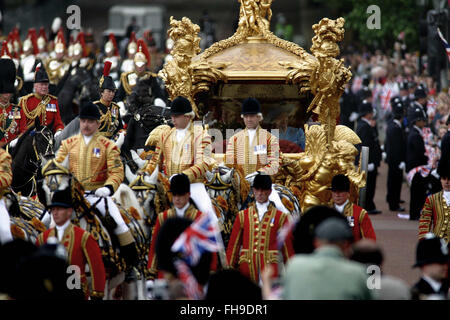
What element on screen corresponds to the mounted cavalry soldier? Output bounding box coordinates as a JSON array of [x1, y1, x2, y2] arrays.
[[225, 97, 288, 213], [93, 61, 123, 139], [95, 33, 121, 89], [143, 96, 217, 222], [20, 28, 39, 94], [44, 30, 71, 89], [17, 62, 64, 137], [116, 39, 164, 109], [54, 103, 138, 266], [0, 58, 23, 147]]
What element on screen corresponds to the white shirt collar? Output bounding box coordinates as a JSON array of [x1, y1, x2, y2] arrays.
[[256, 201, 270, 221], [175, 202, 190, 217], [55, 220, 71, 242], [443, 191, 450, 206], [248, 128, 257, 145], [362, 117, 371, 125], [393, 119, 402, 127], [413, 125, 422, 134], [83, 134, 93, 145], [176, 122, 191, 142], [334, 199, 349, 214], [422, 275, 442, 293]]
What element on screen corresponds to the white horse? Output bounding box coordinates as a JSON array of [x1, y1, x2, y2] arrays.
[[41, 156, 149, 300]]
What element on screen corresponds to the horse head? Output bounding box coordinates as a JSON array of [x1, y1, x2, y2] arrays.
[[32, 117, 55, 160], [205, 166, 235, 200], [41, 156, 71, 205]]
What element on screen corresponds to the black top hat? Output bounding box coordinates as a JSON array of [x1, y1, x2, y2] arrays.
[[170, 96, 192, 116], [330, 174, 350, 192], [437, 159, 450, 179], [414, 85, 427, 100], [358, 101, 373, 117], [359, 86, 372, 100], [48, 188, 73, 209], [79, 102, 101, 120], [411, 107, 427, 123], [34, 62, 49, 83], [362, 75, 370, 87], [399, 80, 409, 91], [413, 235, 449, 267], [252, 173, 272, 190], [0, 58, 16, 94], [170, 173, 191, 195], [241, 97, 261, 115]]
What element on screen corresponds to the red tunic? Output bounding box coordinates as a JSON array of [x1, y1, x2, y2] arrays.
[[0, 103, 23, 145], [147, 204, 204, 278], [339, 201, 377, 241], [18, 93, 64, 133], [36, 223, 106, 299], [226, 203, 294, 283]]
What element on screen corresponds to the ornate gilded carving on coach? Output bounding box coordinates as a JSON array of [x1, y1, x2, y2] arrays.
[[202, 0, 308, 61], [160, 17, 228, 118], [273, 124, 365, 212], [159, 17, 201, 116]]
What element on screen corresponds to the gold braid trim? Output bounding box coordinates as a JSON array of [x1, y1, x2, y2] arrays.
[[21, 95, 51, 125], [90, 291, 104, 298], [117, 230, 134, 246]]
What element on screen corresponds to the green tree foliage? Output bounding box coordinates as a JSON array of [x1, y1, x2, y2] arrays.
[[311, 0, 426, 51]]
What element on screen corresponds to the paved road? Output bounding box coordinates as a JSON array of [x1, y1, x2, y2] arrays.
[[368, 161, 421, 286]]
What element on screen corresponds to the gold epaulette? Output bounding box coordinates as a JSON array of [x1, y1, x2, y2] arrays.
[[19, 93, 34, 105], [120, 71, 134, 95], [46, 94, 57, 100]]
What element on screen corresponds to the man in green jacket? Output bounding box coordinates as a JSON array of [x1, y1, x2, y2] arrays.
[[282, 216, 374, 300]]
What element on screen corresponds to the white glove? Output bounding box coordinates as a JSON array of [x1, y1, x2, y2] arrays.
[[367, 163, 375, 172], [382, 152, 387, 161], [349, 112, 359, 122], [245, 171, 259, 186], [115, 131, 125, 149], [398, 162, 405, 170], [431, 169, 440, 179], [54, 130, 62, 138], [95, 187, 111, 197], [9, 138, 18, 148]]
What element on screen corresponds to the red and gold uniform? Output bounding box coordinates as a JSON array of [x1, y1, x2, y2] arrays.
[[145, 122, 215, 183], [336, 201, 377, 241], [55, 132, 123, 192], [36, 223, 106, 299], [0, 102, 22, 146], [419, 191, 450, 243], [0, 148, 12, 195], [147, 204, 203, 278], [226, 126, 280, 176], [226, 202, 294, 283], [18, 93, 64, 134]]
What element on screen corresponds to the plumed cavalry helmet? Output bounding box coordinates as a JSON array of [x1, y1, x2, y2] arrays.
[[104, 33, 119, 56], [0, 58, 16, 94], [99, 61, 116, 91], [127, 31, 138, 56], [34, 62, 49, 83], [54, 29, 66, 54], [134, 39, 150, 68], [37, 27, 47, 52]]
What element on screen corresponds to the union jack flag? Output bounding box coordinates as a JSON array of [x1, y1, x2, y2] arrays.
[[173, 259, 204, 300], [171, 213, 223, 266], [277, 215, 299, 250], [380, 87, 392, 111], [437, 27, 450, 63]]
